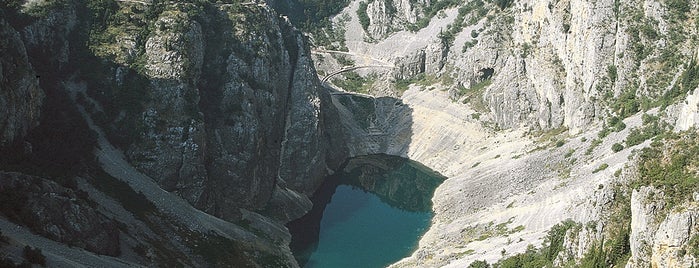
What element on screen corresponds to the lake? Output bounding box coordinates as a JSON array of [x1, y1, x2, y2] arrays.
[[288, 155, 444, 268]]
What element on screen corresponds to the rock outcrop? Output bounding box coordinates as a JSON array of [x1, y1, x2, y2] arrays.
[[66, 2, 344, 222], [0, 172, 120, 256], [0, 1, 347, 266], [0, 13, 43, 147], [363, 0, 429, 39], [626, 187, 699, 267]]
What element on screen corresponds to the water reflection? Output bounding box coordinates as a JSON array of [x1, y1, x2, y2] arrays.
[[287, 154, 445, 268]]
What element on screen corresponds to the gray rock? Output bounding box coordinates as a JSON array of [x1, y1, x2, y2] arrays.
[[0, 15, 44, 146], [0, 172, 120, 256]]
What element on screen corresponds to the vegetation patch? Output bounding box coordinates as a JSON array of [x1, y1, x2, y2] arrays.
[[357, 2, 370, 31], [475, 220, 580, 268], [624, 113, 669, 147], [633, 131, 699, 210], [592, 163, 609, 173], [585, 139, 602, 155], [457, 79, 491, 112], [332, 71, 375, 94]]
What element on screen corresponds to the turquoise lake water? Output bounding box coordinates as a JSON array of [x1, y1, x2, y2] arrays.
[[288, 155, 444, 268]]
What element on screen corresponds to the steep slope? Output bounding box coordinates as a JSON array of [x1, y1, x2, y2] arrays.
[[303, 0, 699, 266], [0, 0, 347, 266]]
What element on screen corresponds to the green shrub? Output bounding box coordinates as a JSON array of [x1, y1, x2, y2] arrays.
[[462, 40, 478, 52], [564, 149, 575, 158], [611, 143, 624, 152], [333, 72, 375, 94], [634, 132, 699, 210], [357, 2, 370, 31], [468, 260, 490, 268], [555, 140, 565, 147], [495, 0, 514, 10], [494, 220, 579, 267], [607, 65, 618, 82], [585, 139, 603, 155], [593, 163, 609, 173], [610, 89, 639, 118], [608, 116, 626, 132], [659, 60, 699, 109], [689, 234, 699, 258], [625, 118, 667, 147], [407, 0, 463, 32]]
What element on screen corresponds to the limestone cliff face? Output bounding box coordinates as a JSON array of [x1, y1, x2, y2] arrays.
[[626, 187, 699, 267], [0, 13, 43, 147], [77, 2, 344, 222], [0, 1, 347, 266], [376, 0, 697, 133], [363, 0, 430, 39]]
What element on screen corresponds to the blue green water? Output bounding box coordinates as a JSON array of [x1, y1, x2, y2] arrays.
[[288, 155, 444, 268], [304, 185, 431, 268]]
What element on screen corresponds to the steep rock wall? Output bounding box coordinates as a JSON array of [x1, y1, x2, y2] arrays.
[[0, 13, 44, 147], [71, 1, 345, 222]]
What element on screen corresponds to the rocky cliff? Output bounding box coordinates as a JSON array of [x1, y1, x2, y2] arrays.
[[312, 0, 699, 266], [80, 0, 342, 222], [0, 11, 43, 147], [0, 0, 347, 266], [3, 0, 699, 267]]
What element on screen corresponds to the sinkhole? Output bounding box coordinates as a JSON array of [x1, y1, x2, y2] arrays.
[[287, 154, 446, 268]]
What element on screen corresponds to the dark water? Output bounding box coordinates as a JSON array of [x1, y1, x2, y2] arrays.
[[288, 155, 445, 268]]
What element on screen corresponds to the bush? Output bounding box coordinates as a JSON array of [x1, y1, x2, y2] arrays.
[[555, 140, 565, 147], [593, 163, 609, 173], [634, 132, 699, 210], [494, 220, 579, 267], [607, 65, 618, 82], [468, 260, 490, 268], [23, 246, 46, 266], [357, 2, 370, 31], [689, 234, 699, 258], [610, 89, 639, 118], [625, 118, 667, 147], [495, 0, 514, 10], [611, 143, 624, 152]]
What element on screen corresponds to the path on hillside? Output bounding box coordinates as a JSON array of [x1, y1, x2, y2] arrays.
[[313, 49, 395, 84], [321, 65, 394, 83]]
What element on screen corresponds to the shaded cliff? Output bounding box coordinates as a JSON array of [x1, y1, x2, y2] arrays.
[[0, 0, 349, 266], [0, 11, 43, 147]]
